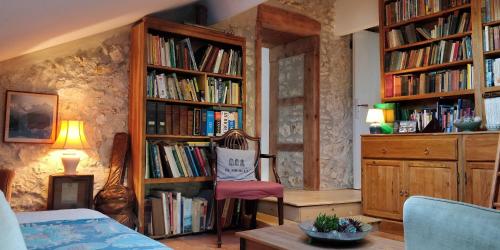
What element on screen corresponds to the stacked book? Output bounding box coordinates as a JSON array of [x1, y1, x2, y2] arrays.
[[384, 64, 474, 97], [485, 58, 500, 87], [484, 97, 500, 127], [145, 190, 214, 237], [196, 45, 243, 76], [483, 25, 500, 52], [146, 102, 243, 136], [397, 99, 474, 132], [385, 37, 472, 71], [147, 34, 198, 71], [386, 13, 470, 48], [145, 141, 211, 179], [147, 72, 240, 105], [385, 0, 470, 26], [483, 0, 500, 22]]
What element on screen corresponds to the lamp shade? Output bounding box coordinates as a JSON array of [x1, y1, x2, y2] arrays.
[[366, 109, 385, 123], [52, 120, 90, 149]]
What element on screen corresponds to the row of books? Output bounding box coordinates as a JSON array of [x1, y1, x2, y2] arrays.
[[385, 37, 472, 72], [147, 34, 198, 70], [398, 99, 474, 132], [485, 58, 500, 87], [146, 33, 242, 76], [484, 97, 500, 126], [145, 142, 211, 179], [146, 102, 243, 136], [145, 190, 214, 236], [483, 25, 500, 52], [483, 0, 500, 23], [146, 72, 241, 105], [384, 65, 474, 97], [384, 0, 470, 26], [387, 12, 470, 48]]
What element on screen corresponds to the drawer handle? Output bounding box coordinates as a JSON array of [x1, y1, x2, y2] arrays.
[[399, 191, 404, 196], [424, 147, 430, 155], [381, 148, 387, 154]]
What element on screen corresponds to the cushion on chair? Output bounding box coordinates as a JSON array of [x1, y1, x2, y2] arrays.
[[0, 191, 27, 250], [215, 181, 283, 200], [216, 147, 256, 181]]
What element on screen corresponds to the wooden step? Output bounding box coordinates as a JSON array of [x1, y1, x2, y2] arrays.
[[258, 189, 361, 223]]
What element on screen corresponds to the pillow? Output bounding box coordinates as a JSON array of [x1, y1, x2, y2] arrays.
[[216, 147, 256, 181], [0, 191, 27, 250]]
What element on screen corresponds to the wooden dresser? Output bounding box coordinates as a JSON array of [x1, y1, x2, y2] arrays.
[[361, 132, 499, 221]]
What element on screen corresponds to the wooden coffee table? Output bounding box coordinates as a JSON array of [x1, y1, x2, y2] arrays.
[[237, 224, 404, 250]]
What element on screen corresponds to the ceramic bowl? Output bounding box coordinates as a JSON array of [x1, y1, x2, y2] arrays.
[[298, 221, 372, 242], [453, 120, 481, 131]]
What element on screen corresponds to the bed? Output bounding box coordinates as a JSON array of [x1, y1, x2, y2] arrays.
[[15, 209, 171, 250]]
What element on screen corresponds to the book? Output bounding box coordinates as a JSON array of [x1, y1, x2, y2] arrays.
[[146, 101, 157, 134]]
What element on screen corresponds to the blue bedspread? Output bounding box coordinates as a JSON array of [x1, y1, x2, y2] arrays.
[[20, 217, 171, 250]]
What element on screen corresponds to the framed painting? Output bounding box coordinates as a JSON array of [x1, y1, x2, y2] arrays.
[[3, 91, 58, 143], [47, 174, 94, 210]]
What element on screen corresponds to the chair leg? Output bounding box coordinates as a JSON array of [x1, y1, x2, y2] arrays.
[[251, 200, 258, 229], [277, 197, 284, 225], [216, 200, 225, 248]]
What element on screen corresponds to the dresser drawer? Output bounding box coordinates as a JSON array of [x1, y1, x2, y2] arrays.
[[464, 134, 499, 161], [362, 136, 458, 160]]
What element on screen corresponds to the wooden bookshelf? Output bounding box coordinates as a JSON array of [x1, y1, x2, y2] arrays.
[[129, 16, 247, 235], [378, 0, 496, 127]]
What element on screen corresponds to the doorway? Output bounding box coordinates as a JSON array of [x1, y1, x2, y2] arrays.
[[256, 4, 321, 190]]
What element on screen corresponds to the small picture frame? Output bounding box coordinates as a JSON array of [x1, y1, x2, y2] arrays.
[[3, 91, 58, 143], [47, 175, 94, 210], [398, 121, 417, 133]]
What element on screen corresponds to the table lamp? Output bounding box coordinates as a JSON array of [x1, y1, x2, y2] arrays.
[[366, 109, 385, 134], [52, 120, 89, 175]]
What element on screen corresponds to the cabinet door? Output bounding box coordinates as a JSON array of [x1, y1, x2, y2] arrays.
[[362, 160, 404, 220], [465, 162, 495, 207], [405, 161, 458, 201]]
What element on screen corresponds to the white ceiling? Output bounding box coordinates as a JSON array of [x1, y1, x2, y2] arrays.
[[0, 0, 264, 62]]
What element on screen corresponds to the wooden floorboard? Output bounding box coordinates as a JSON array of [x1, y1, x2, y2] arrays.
[[160, 230, 240, 250]]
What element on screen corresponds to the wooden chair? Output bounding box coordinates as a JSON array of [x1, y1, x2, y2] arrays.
[[210, 129, 284, 248], [0, 169, 15, 202]]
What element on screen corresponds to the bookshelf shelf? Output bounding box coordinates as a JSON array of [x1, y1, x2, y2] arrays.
[[482, 19, 500, 27], [382, 89, 475, 102], [130, 17, 247, 235], [484, 49, 500, 58], [146, 97, 243, 108], [384, 4, 471, 30], [144, 176, 213, 184], [483, 86, 500, 93], [385, 32, 472, 52], [384, 60, 473, 75], [147, 64, 243, 80]]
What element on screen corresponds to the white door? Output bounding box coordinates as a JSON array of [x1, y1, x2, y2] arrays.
[[353, 30, 381, 189]]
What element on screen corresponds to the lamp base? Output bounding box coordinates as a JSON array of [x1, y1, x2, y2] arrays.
[[61, 153, 80, 175], [369, 124, 382, 134]]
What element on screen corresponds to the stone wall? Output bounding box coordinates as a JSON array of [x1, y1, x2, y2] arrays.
[[212, 0, 353, 189], [0, 27, 130, 211]]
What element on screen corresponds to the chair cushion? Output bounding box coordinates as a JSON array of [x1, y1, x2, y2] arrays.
[[216, 147, 256, 181], [0, 191, 27, 250], [215, 181, 283, 200]]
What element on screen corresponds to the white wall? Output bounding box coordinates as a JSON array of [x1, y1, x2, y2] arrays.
[[334, 0, 378, 36], [261, 48, 270, 181]]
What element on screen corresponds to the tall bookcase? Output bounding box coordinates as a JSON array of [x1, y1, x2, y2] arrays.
[[379, 0, 500, 129], [129, 17, 246, 234]]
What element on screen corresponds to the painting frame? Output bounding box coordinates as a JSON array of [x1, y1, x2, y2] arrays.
[[47, 175, 94, 210], [3, 90, 59, 143]]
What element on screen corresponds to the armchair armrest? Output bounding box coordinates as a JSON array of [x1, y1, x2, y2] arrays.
[[260, 154, 276, 159], [259, 153, 281, 184]]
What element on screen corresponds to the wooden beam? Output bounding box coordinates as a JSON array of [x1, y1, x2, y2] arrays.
[[257, 4, 321, 38]]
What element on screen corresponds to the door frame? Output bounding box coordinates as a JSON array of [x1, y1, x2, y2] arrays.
[[255, 4, 321, 190]]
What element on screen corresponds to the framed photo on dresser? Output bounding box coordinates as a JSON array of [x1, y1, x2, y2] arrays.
[[47, 174, 94, 210]]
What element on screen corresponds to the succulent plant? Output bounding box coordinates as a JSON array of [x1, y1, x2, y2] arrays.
[[313, 213, 339, 232], [337, 218, 364, 233]]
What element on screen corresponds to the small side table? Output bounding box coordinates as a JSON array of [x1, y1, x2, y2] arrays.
[[47, 174, 94, 210]]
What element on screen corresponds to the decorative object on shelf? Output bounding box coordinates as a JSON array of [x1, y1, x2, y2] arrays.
[[453, 116, 482, 132], [52, 120, 90, 175], [398, 120, 417, 133], [3, 91, 58, 143], [47, 174, 93, 210], [374, 103, 395, 134], [299, 213, 372, 243], [366, 109, 385, 134], [485, 96, 500, 131]]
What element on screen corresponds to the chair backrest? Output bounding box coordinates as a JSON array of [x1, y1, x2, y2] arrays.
[[210, 129, 261, 180], [0, 169, 15, 202]]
